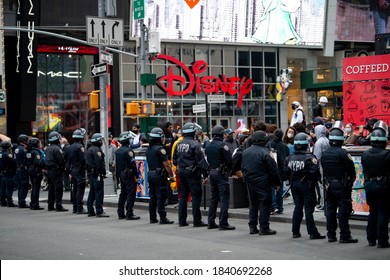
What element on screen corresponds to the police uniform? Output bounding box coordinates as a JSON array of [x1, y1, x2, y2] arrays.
[[321, 146, 356, 242], [14, 143, 29, 207], [0, 144, 17, 207], [173, 135, 209, 227], [115, 145, 139, 220], [86, 144, 107, 217], [242, 135, 280, 235], [146, 142, 174, 224], [284, 150, 325, 239], [68, 142, 87, 214], [205, 136, 234, 229], [361, 146, 390, 248], [45, 142, 67, 211], [26, 146, 45, 210]]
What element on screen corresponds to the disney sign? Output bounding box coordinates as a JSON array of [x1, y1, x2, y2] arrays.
[[156, 54, 253, 108]]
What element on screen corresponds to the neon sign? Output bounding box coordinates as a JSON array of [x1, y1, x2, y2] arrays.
[[156, 54, 253, 108]]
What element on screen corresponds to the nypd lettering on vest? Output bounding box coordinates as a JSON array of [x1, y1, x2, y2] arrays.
[[288, 160, 305, 171]]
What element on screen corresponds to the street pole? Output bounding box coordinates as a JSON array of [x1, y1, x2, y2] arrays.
[[140, 19, 146, 100], [98, 0, 109, 171]]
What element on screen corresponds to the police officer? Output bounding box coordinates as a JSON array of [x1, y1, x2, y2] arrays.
[[321, 121, 358, 243], [361, 120, 390, 248], [146, 127, 175, 224], [0, 141, 17, 207], [45, 131, 68, 212], [14, 134, 30, 208], [205, 125, 235, 230], [68, 128, 88, 214], [284, 132, 325, 239], [115, 131, 140, 220], [26, 138, 45, 210], [86, 133, 109, 218], [242, 131, 280, 235], [173, 122, 209, 227]]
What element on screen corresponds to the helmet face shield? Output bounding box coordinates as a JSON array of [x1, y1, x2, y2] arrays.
[[373, 120, 389, 137]]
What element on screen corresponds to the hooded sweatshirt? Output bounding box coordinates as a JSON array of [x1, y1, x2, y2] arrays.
[[313, 125, 329, 162]]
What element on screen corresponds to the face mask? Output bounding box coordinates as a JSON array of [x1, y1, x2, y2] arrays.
[[291, 105, 296, 110], [321, 103, 326, 107], [345, 128, 352, 133], [132, 129, 138, 134], [287, 133, 294, 139]]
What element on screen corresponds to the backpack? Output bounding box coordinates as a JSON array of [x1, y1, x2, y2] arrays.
[[295, 109, 306, 127]]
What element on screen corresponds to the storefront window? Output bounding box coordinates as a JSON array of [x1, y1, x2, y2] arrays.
[[264, 52, 276, 67], [210, 48, 222, 65], [251, 68, 263, 83], [238, 51, 250, 66], [251, 52, 263, 66]]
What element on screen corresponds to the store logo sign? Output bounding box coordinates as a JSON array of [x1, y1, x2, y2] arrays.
[[184, 0, 200, 9], [156, 54, 253, 108]]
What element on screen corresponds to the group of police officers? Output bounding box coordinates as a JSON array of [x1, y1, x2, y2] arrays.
[[1, 119, 389, 248]]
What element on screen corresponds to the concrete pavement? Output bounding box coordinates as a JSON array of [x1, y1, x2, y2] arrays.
[[30, 175, 368, 231]]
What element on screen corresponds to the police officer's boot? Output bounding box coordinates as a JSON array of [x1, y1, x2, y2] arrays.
[[159, 217, 174, 224], [249, 225, 259, 235]]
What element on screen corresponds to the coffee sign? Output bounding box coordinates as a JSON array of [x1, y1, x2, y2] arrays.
[[343, 54, 390, 126]]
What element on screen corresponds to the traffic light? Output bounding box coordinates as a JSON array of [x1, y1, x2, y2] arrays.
[[126, 102, 140, 115], [89, 90, 100, 111], [141, 101, 155, 115]]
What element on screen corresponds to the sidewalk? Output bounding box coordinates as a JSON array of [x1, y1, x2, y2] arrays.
[[35, 176, 368, 231]]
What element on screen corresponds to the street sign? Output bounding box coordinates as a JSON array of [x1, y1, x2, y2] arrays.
[[133, 0, 145, 20], [208, 94, 226, 103], [86, 16, 124, 47], [100, 51, 113, 65], [90, 63, 108, 77], [192, 104, 206, 113]]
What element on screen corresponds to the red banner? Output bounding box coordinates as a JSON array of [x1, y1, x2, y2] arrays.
[[343, 80, 390, 126], [342, 54, 390, 82], [38, 45, 99, 55]]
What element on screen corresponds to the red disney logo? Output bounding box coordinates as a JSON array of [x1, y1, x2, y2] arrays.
[[156, 54, 253, 108]]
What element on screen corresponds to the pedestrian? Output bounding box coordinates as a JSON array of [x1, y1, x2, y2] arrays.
[[163, 122, 174, 160], [283, 132, 326, 240], [344, 123, 357, 146], [283, 126, 296, 155], [357, 118, 378, 146], [45, 131, 68, 212], [231, 133, 248, 178], [86, 133, 109, 217], [313, 96, 328, 122], [242, 130, 281, 235], [130, 123, 148, 149], [361, 120, 390, 248], [26, 137, 45, 210], [14, 134, 30, 208], [290, 101, 306, 127], [146, 127, 175, 224], [265, 129, 290, 215], [223, 128, 239, 155], [61, 137, 71, 192], [67, 128, 88, 214], [173, 122, 209, 227], [0, 140, 17, 207], [108, 134, 118, 192], [245, 120, 267, 148], [313, 124, 330, 211], [115, 131, 140, 220], [321, 121, 358, 244], [205, 125, 235, 230]]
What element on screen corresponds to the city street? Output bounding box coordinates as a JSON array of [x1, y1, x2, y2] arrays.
[[0, 201, 388, 260]]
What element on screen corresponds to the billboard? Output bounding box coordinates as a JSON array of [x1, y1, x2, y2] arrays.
[[336, 0, 390, 42], [132, 0, 327, 47]]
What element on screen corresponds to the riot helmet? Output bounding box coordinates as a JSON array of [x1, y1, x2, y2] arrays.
[[182, 122, 197, 137], [118, 131, 131, 145], [48, 131, 61, 144], [18, 134, 29, 144], [0, 140, 12, 150], [149, 127, 165, 144], [293, 132, 309, 151], [212, 125, 225, 137], [252, 131, 269, 146], [27, 137, 40, 149], [370, 121, 388, 147], [329, 121, 345, 147], [90, 133, 104, 147], [72, 128, 86, 140]]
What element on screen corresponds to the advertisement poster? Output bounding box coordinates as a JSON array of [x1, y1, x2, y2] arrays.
[[132, 0, 326, 47], [135, 156, 149, 199]]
